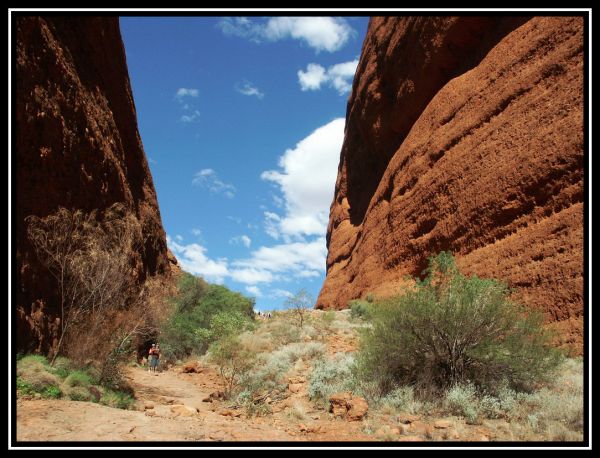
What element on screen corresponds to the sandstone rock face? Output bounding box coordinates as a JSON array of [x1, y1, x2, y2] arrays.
[[316, 16, 584, 351], [16, 17, 170, 354]]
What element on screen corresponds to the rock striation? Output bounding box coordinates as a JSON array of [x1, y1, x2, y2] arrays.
[[316, 16, 584, 351], [15, 16, 170, 354]]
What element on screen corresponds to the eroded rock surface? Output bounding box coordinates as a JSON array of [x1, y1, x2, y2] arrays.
[[16, 16, 170, 354], [317, 16, 584, 351]]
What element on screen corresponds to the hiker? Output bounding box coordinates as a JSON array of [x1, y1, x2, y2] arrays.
[[154, 344, 161, 372], [148, 343, 157, 373]]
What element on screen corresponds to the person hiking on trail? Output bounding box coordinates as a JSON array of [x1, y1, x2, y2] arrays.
[[154, 344, 161, 373], [148, 343, 157, 373]]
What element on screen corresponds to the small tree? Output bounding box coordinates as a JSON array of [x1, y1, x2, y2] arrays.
[[208, 335, 256, 399], [25, 204, 151, 371], [355, 252, 563, 394], [285, 289, 314, 328]]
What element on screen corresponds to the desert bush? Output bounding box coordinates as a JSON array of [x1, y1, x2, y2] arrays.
[[379, 386, 421, 414], [321, 311, 336, 329], [349, 300, 371, 320], [285, 289, 314, 328], [238, 332, 273, 354], [100, 389, 135, 410], [270, 321, 302, 345], [63, 370, 93, 388], [286, 402, 308, 422], [64, 385, 93, 402], [308, 354, 355, 407], [444, 383, 480, 424], [354, 252, 563, 394], [17, 356, 60, 392], [208, 335, 256, 399]]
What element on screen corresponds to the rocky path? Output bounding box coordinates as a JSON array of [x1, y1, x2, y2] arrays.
[[16, 366, 296, 442]]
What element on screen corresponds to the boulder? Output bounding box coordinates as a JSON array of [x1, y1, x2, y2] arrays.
[[170, 404, 198, 417], [328, 392, 368, 421]]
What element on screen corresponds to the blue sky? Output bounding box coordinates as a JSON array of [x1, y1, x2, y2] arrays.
[[120, 16, 370, 311]]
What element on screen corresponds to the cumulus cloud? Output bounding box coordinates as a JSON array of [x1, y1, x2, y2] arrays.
[[261, 118, 344, 239], [175, 88, 199, 98], [192, 169, 236, 198], [298, 59, 358, 94], [230, 235, 252, 248], [167, 235, 327, 287], [217, 17, 354, 53], [180, 110, 200, 123], [167, 236, 229, 284], [168, 118, 344, 298], [297, 63, 327, 91], [270, 289, 293, 299], [246, 285, 262, 297], [235, 80, 264, 99]]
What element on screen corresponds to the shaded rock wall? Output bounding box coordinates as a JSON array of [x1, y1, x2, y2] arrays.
[[15, 16, 170, 354], [317, 16, 584, 351]]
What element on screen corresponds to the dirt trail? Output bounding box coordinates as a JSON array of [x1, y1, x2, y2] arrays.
[[16, 366, 296, 442]]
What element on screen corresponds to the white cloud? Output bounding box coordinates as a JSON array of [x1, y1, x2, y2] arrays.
[[175, 88, 199, 98], [263, 211, 281, 240], [270, 289, 293, 299], [191, 228, 202, 237], [167, 236, 229, 284], [235, 80, 264, 99], [233, 238, 326, 275], [246, 285, 262, 297], [167, 235, 326, 287], [192, 169, 236, 198], [175, 234, 183, 242], [229, 268, 274, 284], [227, 216, 242, 224], [298, 59, 359, 94], [180, 110, 200, 123], [168, 119, 343, 296], [217, 17, 354, 53], [261, 118, 344, 239], [230, 235, 252, 248], [297, 63, 327, 91]]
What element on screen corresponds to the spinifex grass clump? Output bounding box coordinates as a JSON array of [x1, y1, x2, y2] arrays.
[[355, 252, 563, 395]]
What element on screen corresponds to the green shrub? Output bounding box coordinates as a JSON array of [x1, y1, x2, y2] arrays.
[[308, 354, 355, 407], [100, 389, 135, 409], [208, 335, 256, 399], [238, 352, 290, 399], [40, 385, 62, 399], [160, 276, 255, 360], [379, 386, 421, 414], [270, 321, 302, 345], [52, 356, 73, 379], [63, 370, 93, 388], [354, 252, 563, 394], [65, 385, 92, 401], [17, 356, 60, 392], [444, 383, 480, 424], [349, 300, 371, 320]]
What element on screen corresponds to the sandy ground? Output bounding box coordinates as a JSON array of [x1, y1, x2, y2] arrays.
[[16, 364, 372, 442]]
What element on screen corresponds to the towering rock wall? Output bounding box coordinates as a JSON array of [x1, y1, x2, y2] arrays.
[[316, 16, 584, 351], [15, 16, 171, 354]]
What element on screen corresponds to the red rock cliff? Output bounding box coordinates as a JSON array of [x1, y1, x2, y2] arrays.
[[316, 16, 584, 351], [15, 16, 171, 354]]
